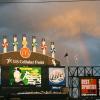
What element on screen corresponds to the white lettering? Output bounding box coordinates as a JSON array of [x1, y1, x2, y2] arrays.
[[35, 60, 44, 64], [81, 79, 89, 84], [82, 85, 96, 89], [13, 60, 19, 63], [6, 58, 44, 65], [6, 58, 12, 64]]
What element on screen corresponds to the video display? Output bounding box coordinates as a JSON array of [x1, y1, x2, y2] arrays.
[[49, 68, 65, 86], [9, 66, 41, 86], [99, 79, 100, 96], [0, 67, 1, 85], [80, 78, 97, 96]]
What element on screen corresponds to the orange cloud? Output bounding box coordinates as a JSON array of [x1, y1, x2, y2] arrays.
[[41, 7, 100, 38]]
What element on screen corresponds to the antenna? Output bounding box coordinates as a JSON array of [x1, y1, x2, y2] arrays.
[[64, 52, 69, 66], [74, 54, 79, 66]]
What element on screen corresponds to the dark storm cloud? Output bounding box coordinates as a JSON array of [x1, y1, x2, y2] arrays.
[[0, 0, 14, 3], [0, 0, 15, 6], [0, 2, 55, 32]]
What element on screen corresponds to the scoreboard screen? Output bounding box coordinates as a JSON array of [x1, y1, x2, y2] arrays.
[[80, 78, 97, 96], [99, 79, 100, 96]]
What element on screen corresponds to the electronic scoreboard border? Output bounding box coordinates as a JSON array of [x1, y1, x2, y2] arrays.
[[79, 76, 100, 97]]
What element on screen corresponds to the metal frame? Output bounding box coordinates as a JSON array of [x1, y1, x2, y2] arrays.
[[68, 66, 100, 99]]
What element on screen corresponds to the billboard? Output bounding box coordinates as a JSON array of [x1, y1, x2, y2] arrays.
[[80, 78, 97, 96], [0, 51, 60, 66], [0, 67, 1, 85], [99, 79, 100, 96], [9, 66, 41, 86], [49, 68, 66, 86]]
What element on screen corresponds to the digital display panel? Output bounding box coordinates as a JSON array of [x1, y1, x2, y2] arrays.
[[9, 66, 41, 86], [0, 67, 1, 85], [80, 78, 97, 96], [49, 68, 66, 86], [99, 79, 100, 96]]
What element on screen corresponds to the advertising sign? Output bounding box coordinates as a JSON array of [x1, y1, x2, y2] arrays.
[[99, 79, 100, 96], [0, 67, 1, 85], [9, 66, 41, 86], [80, 78, 97, 96], [49, 68, 66, 86]]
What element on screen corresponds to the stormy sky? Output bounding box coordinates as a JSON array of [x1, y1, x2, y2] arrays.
[[0, 0, 100, 66]]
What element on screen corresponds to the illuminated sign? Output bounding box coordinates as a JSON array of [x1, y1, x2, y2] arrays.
[[6, 58, 44, 65], [0, 52, 60, 66], [0, 67, 1, 85], [80, 78, 97, 96], [99, 79, 100, 96], [20, 47, 31, 58], [49, 68, 66, 86], [9, 66, 41, 86]]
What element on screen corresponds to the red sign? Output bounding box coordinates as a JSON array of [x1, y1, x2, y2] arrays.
[[81, 79, 97, 96], [20, 47, 31, 58]]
